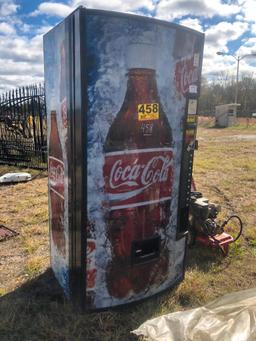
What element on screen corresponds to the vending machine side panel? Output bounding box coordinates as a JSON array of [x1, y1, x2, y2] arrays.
[[44, 18, 72, 296]]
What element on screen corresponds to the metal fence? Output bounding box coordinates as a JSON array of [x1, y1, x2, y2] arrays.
[[0, 84, 47, 169]]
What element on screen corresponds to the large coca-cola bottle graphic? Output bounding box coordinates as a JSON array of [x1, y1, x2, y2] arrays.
[[103, 37, 173, 298], [49, 110, 65, 256]]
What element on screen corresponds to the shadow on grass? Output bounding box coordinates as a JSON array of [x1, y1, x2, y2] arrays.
[[0, 248, 235, 341], [0, 269, 176, 341]]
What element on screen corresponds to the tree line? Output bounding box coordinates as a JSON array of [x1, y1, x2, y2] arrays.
[[198, 73, 256, 117]]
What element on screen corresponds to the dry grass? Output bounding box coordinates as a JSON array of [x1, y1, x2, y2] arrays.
[[0, 123, 256, 340], [0, 169, 49, 294]]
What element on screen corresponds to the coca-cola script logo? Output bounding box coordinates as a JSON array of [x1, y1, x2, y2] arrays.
[[104, 149, 173, 209], [175, 55, 198, 96], [49, 156, 64, 199]]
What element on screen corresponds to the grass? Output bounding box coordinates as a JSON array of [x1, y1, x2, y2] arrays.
[[24, 256, 48, 278], [0, 122, 256, 340]]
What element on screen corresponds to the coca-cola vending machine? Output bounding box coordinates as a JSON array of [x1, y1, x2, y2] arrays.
[[44, 7, 204, 310]]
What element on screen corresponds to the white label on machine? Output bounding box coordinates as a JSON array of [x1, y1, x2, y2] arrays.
[[189, 85, 197, 94], [188, 99, 197, 115]]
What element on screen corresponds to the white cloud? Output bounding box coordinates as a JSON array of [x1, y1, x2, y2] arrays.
[[203, 51, 237, 77], [0, 0, 19, 18], [18, 23, 32, 33], [0, 29, 45, 91], [0, 60, 43, 77], [235, 38, 256, 63], [156, 0, 241, 20], [0, 35, 43, 63], [251, 23, 256, 35], [202, 21, 249, 77], [0, 74, 43, 92], [30, 0, 155, 18], [235, 14, 244, 21], [179, 18, 203, 32], [73, 0, 155, 12], [0, 22, 15, 35], [31, 2, 73, 18], [240, 0, 256, 22], [35, 25, 54, 35], [205, 21, 248, 47]]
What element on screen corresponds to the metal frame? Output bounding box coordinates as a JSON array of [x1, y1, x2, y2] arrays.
[[176, 93, 199, 239], [65, 8, 87, 308], [176, 40, 205, 240]]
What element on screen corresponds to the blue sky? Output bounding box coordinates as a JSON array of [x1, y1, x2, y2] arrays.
[[0, 0, 256, 91]]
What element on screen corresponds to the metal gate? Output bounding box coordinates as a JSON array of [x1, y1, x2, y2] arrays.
[[0, 84, 47, 169]]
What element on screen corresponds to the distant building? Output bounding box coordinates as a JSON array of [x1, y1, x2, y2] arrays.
[[215, 103, 241, 127]]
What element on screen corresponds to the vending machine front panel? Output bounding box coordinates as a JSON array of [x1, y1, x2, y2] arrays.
[[83, 10, 204, 309]]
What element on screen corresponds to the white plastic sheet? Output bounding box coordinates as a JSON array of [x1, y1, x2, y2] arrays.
[[132, 288, 256, 341]]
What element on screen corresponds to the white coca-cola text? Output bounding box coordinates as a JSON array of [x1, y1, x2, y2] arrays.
[[109, 155, 172, 190]]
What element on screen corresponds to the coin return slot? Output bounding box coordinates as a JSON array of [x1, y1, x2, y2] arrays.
[[131, 235, 161, 265]]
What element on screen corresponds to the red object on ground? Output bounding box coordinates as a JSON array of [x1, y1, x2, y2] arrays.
[[196, 232, 234, 256]]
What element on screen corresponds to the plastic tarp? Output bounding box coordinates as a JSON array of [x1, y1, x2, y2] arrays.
[[132, 288, 256, 341]]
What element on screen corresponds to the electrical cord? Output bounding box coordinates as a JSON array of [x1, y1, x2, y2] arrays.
[[221, 215, 243, 243]]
